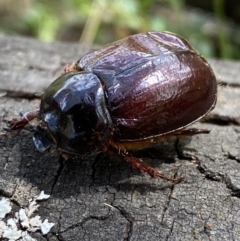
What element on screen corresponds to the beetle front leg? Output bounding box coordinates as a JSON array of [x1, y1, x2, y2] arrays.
[[123, 156, 184, 183], [4, 110, 39, 134]]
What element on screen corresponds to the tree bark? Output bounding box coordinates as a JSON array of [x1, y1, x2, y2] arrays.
[[0, 33, 240, 241]]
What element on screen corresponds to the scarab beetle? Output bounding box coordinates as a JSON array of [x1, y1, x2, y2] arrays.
[[5, 31, 217, 182]]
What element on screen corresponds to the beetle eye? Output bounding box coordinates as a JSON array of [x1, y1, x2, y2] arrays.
[[33, 125, 54, 152]]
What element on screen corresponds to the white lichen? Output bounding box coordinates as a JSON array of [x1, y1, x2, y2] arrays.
[[25, 200, 39, 217], [0, 198, 12, 219], [36, 191, 50, 201], [28, 215, 42, 232], [19, 209, 30, 229], [0, 191, 55, 240], [2, 229, 22, 240], [41, 219, 55, 235]]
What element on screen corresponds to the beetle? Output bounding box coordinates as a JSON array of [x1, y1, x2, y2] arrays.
[[5, 31, 217, 182]]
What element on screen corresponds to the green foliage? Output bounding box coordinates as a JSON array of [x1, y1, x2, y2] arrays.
[[22, 2, 60, 42], [0, 0, 239, 59]]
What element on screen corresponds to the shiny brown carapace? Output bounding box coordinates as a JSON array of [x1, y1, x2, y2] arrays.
[[5, 32, 217, 182]]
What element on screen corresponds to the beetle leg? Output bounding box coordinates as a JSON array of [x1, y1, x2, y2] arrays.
[[0, 89, 41, 100], [173, 128, 210, 136], [123, 156, 184, 183], [4, 110, 38, 134]]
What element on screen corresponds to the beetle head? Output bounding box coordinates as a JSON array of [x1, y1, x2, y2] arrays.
[[36, 71, 112, 157]]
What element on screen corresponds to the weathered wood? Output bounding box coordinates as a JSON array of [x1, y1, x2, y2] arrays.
[[0, 33, 240, 241]]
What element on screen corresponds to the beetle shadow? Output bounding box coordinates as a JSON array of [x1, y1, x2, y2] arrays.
[[5, 131, 191, 199]]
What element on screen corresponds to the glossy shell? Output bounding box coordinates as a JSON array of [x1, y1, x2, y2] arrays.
[[77, 31, 217, 140], [39, 71, 112, 155], [39, 31, 217, 155]]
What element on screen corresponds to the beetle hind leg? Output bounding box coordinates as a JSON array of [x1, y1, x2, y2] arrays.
[[123, 156, 183, 183], [173, 127, 210, 136]]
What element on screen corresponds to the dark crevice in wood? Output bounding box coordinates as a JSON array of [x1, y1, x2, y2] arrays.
[[0, 189, 12, 198], [229, 190, 240, 197], [202, 117, 240, 126], [218, 82, 240, 88], [175, 138, 226, 182], [175, 138, 193, 161], [176, 135, 240, 198], [197, 163, 240, 198], [58, 215, 109, 237], [166, 220, 175, 241], [227, 153, 240, 163], [197, 164, 224, 182], [50, 157, 65, 195], [160, 169, 178, 224], [110, 205, 133, 241], [90, 152, 103, 186], [46, 234, 61, 241], [196, 160, 240, 198]]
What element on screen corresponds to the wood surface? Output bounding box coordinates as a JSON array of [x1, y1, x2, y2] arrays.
[[0, 33, 240, 241]]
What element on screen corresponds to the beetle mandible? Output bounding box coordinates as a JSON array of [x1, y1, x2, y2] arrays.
[[5, 31, 217, 182]]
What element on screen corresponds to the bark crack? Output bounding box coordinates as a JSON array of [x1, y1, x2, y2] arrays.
[[111, 205, 133, 241], [50, 156, 65, 195]]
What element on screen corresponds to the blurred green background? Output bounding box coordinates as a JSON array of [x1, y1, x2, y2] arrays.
[[0, 0, 240, 59]]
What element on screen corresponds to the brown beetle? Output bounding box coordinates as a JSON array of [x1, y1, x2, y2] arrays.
[[5, 32, 217, 182]]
